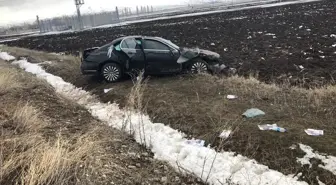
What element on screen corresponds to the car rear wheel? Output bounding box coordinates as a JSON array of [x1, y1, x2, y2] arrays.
[[101, 63, 122, 83], [188, 59, 209, 74]]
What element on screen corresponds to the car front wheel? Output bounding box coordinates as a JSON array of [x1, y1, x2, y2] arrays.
[[101, 63, 122, 83], [188, 59, 209, 74]]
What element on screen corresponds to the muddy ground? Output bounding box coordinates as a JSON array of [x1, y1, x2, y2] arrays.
[[3, 0, 336, 86]]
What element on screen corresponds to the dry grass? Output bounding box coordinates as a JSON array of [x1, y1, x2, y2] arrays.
[[0, 45, 81, 83], [0, 67, 21, 94], [0, 63, 102, 185]]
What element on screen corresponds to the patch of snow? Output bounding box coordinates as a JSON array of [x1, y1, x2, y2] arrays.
[[299, 65, 304, 69], [320, 56, 325, 59], [332, 44, 336, 47], [289, 144, 297, 150], [306, 29, 311, 31], [299, 25, 303, 29], [210, 43, 215, 46], [297, 144, 336, 175], [247, 36, 252, 39], [4, 53, 310, 185], [0, 38, 20, 43], [223, 48, 228, 52], [330, 34, 336, 38], [0, 52, 15, 61], [219, 130, 232, 139], [227, 16, 248, 20], [185, 139, 205, 147], [265, 33, 276, 36]]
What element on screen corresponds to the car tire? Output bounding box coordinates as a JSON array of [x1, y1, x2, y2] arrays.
[[188, 59, 209, 74], [101, 63, 122, 83]]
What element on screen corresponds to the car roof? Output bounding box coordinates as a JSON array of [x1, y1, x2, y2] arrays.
[[111, 36, 179, 49]]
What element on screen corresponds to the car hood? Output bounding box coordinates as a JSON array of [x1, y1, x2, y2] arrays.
[[177, 47, 221, 64]]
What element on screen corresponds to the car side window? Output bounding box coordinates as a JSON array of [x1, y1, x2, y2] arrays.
[[121, 38, 140, 49], [144, 40, 170, 50]]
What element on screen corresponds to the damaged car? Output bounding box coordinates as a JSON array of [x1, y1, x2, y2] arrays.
[[81, 36, 225, 82]]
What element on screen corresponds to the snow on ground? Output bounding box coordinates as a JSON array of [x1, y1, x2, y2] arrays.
[[1, 53, 309, 185], [0, 52, 15, 61], [0, 38, 20, 43], [297, 144, 336, 175]]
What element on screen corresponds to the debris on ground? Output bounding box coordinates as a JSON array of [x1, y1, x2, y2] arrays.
[[305, 129, 324, 136], [219, 130, 232, 139], [258, 124, 286, 132], [185, 139, 205, 147], [243, 108, 265, 118], [104, 88, 113, 93], [289, 144, 297, 150], [226, 95, 237, 100]]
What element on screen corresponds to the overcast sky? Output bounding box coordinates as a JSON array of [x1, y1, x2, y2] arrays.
[[0, 0, 187, 26]]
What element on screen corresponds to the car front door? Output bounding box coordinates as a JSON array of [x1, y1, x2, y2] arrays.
[[142, 39, 181, 74], [120, 37, 146, 72]]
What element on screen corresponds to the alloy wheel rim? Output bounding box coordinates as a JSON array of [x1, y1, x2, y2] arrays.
[[103, 66, 120, 82], [191, 62, 208, 73]]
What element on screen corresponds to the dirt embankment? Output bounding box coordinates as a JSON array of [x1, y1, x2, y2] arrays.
[[0, 58, 204, 185]]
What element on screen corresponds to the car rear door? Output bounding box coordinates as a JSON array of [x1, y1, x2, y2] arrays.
[[142, 39, 181, 74], [120, 37, 146, 72]]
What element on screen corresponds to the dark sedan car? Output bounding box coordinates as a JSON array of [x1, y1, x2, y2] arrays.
[[81, 36, 225, 82]]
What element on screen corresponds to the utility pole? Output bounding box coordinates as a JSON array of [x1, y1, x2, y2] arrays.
[[74, 0, 84, 30], [36, 15, 42, 33]]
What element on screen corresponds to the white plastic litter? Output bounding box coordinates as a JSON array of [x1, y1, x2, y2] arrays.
[[104, 88, 113, 93], [243, 108, 265, 118], [227, 95, 237, 100], [219, 130, 232, 139], [331, 34, 336, 38], [258, 124, 286, 132], [289, 144, 297, 150], [305, 129, 324, 136], [299, 65, 304, 69]]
